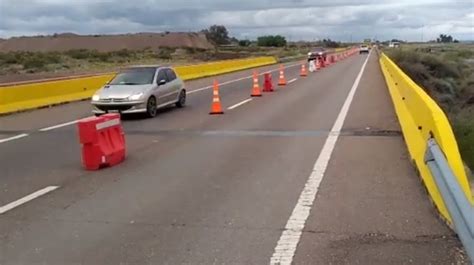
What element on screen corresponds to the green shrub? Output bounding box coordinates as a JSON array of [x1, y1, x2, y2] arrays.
[[397, 62, 429, 86], [238, 40, 251, 47], [184, 47, 197, 54], [95, 53, 111, 62], [388, 49, 421, 64], [65, 49, 96, 59], [257, 35, 287, 47], [112, 49, 135, 58], [428, 78, 457, 95], [23, 57, 46, 69], [21, 52, 61, 69], [454, 120, 474, 170], [156, 48, 174, 60], [421, 54, 460, 78], [0, 52, 21, 64]]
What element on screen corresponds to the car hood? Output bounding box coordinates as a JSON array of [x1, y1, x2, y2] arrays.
[[97, 84, 152, 99], [309, 51, 325, 55]]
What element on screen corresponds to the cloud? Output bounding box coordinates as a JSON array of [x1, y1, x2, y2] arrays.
[[0, 0, 472, 41]]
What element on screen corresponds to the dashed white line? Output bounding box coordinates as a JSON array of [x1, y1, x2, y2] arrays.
[[0, 133, 29, 144], [187, 85, 213, 94], [39, 120, 79, 132], [188, 63, 300, 95], [0, 186, 59, 214], [269, 50, 372, 265], [288, 78, 297, 84], [227, 98, 253, 110]]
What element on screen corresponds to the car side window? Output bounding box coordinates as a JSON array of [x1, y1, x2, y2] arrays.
[[156, 70, 168, 84], [165, 68, 177, 82]]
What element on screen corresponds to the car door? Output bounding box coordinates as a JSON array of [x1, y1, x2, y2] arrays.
[[164, 68, 180, 103], [155, 69, 172, 106]]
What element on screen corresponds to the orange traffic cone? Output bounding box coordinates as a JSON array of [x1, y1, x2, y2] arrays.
[[251, 71, 262, 97], [278, 65, 287, 86], [300, 63, 307, 77], [316, 58, 321, 70], [209, 80, 224, 114]]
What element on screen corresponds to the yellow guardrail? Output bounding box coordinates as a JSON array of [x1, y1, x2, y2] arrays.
[[0, 56, 277, 115], [176, 56, 276, 80], [379, 53, 473, 223]]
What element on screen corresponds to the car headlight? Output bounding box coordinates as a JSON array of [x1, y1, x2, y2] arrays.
[[128, 93, 144, 101], [92, 94, 100, 101]]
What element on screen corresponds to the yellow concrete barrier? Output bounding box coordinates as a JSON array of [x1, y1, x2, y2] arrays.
[[0, 74, 115, 114], [334, 47, 347, 52], [176, 56, 276, 80], [379, 53, 473, 223], [0, 56, 277, 114]]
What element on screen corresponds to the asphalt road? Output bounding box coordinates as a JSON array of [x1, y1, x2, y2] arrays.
[[0, 51, 466, 264]]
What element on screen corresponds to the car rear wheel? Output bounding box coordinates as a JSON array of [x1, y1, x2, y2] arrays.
[[146, 96, 158, 117], [176, 90, 186, 108]]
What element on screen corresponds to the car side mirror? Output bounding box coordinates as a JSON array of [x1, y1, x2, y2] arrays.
[[158, 79, 167, 86]]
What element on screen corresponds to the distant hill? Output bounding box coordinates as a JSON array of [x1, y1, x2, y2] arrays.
[[0, 32, 215, 52]]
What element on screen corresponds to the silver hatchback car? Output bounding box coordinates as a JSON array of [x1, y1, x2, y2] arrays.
[[91, 65, 186, 117]]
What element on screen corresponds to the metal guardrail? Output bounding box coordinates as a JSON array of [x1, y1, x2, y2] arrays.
[[425, 138, 474, 262]]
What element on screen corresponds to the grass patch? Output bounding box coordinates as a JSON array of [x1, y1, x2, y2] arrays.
[[453, 119, 474, 171]]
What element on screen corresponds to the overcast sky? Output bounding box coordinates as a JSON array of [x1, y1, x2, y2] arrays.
[[0, 0, 472, 41]]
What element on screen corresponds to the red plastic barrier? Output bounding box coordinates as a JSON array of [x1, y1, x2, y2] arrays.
[[77, 113, 126, 170], [263, 72, 274, 92]]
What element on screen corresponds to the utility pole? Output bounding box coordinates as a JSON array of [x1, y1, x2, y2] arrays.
[[421, 24, 424, 43]]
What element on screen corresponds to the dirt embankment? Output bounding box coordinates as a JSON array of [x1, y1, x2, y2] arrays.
[[0, 32, 214, 52]]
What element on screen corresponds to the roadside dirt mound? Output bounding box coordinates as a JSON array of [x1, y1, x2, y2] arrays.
[[0, 32, 215, 52]]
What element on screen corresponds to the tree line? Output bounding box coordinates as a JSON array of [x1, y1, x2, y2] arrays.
[[201, 25, 345, 48], [201, 25, 288, 47]]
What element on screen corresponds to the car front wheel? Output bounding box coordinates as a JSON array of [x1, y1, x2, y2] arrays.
[[176, 90, 186, 108], [146, 96, 158, 117]]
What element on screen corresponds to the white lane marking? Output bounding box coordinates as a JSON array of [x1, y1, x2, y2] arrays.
[[270, 50, 372, 265], [288, 78, 297, 84], [227, 98, 253, 110], [0, 186, 59, 214], [187, 63, 300, 95], [0, 133, 29, 144], [39, 120, 79, 132], [188, 75, 252, 95], [188, 85, 213, 94], [96, 118, 120, 130]]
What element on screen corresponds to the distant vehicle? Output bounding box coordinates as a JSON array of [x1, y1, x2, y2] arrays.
[[91, 65, 186, 117], [388, 42, 400, 48], [307, 47, 327, 62], [359, 44, 370, 54]]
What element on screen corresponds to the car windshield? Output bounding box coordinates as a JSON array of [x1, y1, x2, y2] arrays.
[[109, 68, 156, 85]]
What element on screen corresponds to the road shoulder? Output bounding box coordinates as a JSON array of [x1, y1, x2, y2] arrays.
[[293, 52, 466, 264]]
